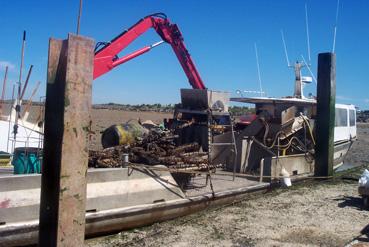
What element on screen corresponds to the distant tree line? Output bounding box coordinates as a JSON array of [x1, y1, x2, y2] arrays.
[[228, 106, 255, 116], [93, 103, 255, 115], [357, 110, 369, 123], [93, 103, 175, 113], [3, 99, 369, 122]]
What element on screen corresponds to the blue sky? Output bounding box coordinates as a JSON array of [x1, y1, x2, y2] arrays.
[[0, 1, 368, 108]]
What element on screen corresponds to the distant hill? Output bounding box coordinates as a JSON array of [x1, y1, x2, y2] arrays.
[[93, 103, 255, 116], [357, 110, 369, 123], [93, 103, 175, 113], [1, 100, 255, 116], [7, 100, 369, 121]]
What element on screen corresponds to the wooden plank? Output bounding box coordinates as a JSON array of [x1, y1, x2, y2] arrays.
[[315, 53, 336, 177], [39, 34, 94, 246]]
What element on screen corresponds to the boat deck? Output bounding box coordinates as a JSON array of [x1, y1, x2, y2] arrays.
[[0, 167, 271, 246], [0, 167, 268, 196], [184, 171, 268, 197], [0, 167, 12, 177]]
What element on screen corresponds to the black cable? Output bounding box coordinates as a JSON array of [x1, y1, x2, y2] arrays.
[[146, 12, 167, 19], [94, 41, 111, 53]]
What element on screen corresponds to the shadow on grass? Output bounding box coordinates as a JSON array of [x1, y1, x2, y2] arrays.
[[347, 223, 369, 244], [358, 224, 369, 242], [333, 196, 364, 210]]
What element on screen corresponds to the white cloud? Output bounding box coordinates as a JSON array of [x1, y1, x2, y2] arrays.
[[336, 95, 353, 101], [0, 61, 15, 71]]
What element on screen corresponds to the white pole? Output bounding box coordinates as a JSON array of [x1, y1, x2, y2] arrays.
[[254, 43, 263, 97], [280, 30, 291, 67], [305, 3, 311, 63], [332, 0, 340, 53]]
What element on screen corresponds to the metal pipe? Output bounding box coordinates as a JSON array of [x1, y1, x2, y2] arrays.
[[7, 85, 15, 153], [22, 81, 41, 119], [77, 0, 83, 35], [111, 40, 164, 68], [18, 31, 26, 102], [13, 31, 26, 145], [0, 66, 8, 117], [20, 65, 33, 101]]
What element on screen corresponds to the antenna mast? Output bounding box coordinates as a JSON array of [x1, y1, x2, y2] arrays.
[[305, 3, 311, 64], [281, 3, 316, 99], [254, 43, 264, 96], [332, 0, 340, 53], [280, 30, 291, 67], [301, 55, 317, 84]]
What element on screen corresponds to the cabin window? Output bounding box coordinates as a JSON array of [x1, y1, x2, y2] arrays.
[[349, 109, 356, 126], [335, 108, 348, 127]]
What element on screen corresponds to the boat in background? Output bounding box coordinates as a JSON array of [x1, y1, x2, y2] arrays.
[[0, 101, 44, 171], [0, 102, 43, 154], [334, 103, 356, 168], [0, 31, 44, 171], [231, 61, 357, 170]]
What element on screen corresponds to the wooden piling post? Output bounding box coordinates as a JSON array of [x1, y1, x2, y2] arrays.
[[38, 34, 94, 246], [315, 53, 336, 177]]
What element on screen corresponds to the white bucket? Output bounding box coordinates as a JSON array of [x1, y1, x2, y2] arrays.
[[280, 168, 292, 187]]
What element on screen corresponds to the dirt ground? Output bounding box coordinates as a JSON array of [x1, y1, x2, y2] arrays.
[[85, 123, 369, 247], [86, 180, 367, 247], [344, 123, 369, 168]]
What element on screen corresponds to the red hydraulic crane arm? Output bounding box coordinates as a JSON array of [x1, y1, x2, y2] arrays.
[[93, 13, 206, 90]]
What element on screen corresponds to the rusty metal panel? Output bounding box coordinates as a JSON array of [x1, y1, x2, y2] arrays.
[[180, 89, 230, 112], [262, 154, 315, 181], [211, 131, 233, 167]]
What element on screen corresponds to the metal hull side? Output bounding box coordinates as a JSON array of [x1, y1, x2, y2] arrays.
[[0, 167, 184, 224], [333, 140, 353, 169], [0, 183, 269, 246]]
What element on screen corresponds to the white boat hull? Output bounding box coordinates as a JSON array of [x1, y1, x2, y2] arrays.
[[0, 120, 43, 154]]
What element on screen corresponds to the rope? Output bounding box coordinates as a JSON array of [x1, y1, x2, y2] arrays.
[[127, 162, 333, 180], [300, 113, 316, 145]]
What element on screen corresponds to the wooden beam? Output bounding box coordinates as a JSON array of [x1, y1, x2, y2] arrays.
[[39, 33, 94, 246], [315, 53, 336, 177]]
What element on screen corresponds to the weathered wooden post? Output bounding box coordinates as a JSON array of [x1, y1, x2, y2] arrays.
[[38, 34, 94, 246], [315, 52, 336, 177]]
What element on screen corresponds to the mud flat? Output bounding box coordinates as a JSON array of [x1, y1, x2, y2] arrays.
[[1, 104, 172, 151], [89, 109, 172, 150], [86, 180, 367, 247], [344, 123, 369, 168]]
